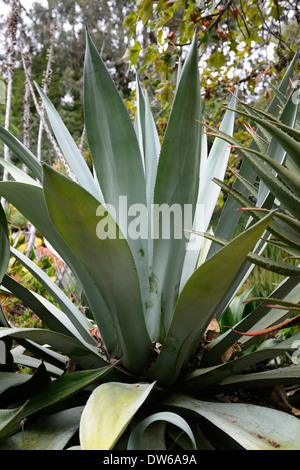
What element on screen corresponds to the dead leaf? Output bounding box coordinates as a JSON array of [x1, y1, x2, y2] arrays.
[[221, 342, 242, 362], [291, 407, 300, 416], [153, 341, 162, 354], [89, 326, 101, 343], [65, 358, 77, 374], [204, 315, 220, 342], [264, 88, 273, 100]]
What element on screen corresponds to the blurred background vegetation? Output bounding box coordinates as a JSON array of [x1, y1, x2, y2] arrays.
[[0, 0, 299, 162]]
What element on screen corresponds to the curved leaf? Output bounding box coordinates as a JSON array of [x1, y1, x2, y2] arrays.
[[2, 274, 92, 343], [0, 406, 27, 444], [0, 327, 106, 370], [165, 394, 300, 450], [79, 381, 155, 450], [127, 411, 196, 450]]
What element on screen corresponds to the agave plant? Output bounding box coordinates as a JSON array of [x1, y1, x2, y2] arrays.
[[0, 32, 300, 450]]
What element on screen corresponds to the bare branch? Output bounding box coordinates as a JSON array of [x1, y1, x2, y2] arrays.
[[2, 0, 19, 209], [204, 0, 235, 34], [22, 45, 33, 163], [37, 18, 57, 162], [21, 50, 76, 182]]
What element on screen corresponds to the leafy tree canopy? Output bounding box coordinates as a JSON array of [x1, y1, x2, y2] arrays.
[[123, 0, 299, 121]]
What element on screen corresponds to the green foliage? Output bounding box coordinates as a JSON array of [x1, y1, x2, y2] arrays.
[[123, 0, 299, 120], [0, 31, 299, 450]]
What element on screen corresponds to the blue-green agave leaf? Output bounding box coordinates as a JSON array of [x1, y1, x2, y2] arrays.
[[147, 33, 202, 342], [42, 164, 152, 373], [147, 212, 274, 387]]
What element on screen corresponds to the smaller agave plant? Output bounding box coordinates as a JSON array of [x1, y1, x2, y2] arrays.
[[0, 31, 299, 450]]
